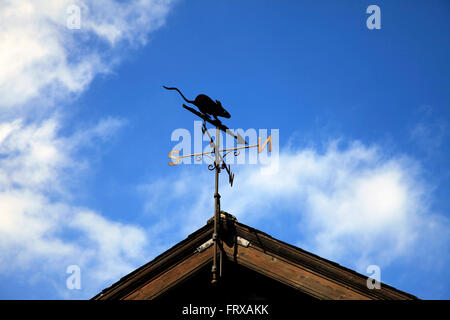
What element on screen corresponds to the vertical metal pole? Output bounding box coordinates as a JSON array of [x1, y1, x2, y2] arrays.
[[212, 126, 221, 285]]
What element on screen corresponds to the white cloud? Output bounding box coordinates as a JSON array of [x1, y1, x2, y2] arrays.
[[70, 210, 147, 282], [83, 0, 172, 45], [231, 143, 423, 265], [141, 140, 448, 275], [0, 115, 126, 193], [0, 0, 173, 109], [409, 106, 448, 155], [0, 115, 147, 295], [0, 0, 174, 297]]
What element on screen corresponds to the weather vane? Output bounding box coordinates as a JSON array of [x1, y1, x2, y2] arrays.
[[163, 85, 272, 285]]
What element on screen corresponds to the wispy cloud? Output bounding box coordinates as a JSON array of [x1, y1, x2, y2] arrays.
[[0, 0, 173, 109], [409, 105, 448, 156], [0, 114, 147, 296], [141, 140, 449, 287], [0, 0, 175, 298]]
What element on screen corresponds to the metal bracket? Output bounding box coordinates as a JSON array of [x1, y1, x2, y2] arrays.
[[236, 236, 250, 248], [196, 239, 214, 253]]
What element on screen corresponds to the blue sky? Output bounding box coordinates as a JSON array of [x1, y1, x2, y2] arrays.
[[0, 0, 449, 299]]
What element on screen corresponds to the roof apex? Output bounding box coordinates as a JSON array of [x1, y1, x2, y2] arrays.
[[93, 215, 418, 300]]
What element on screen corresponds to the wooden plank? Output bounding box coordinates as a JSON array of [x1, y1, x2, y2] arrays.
[[233, 223, 416, 300], [94, 220, 416, 300], [124, 246, 214, 300], [222, 244, 370, 300], [94, 224, 213, 299]]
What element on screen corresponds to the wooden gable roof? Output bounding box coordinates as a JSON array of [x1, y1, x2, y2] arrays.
[[92, 214, 417, 300]]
